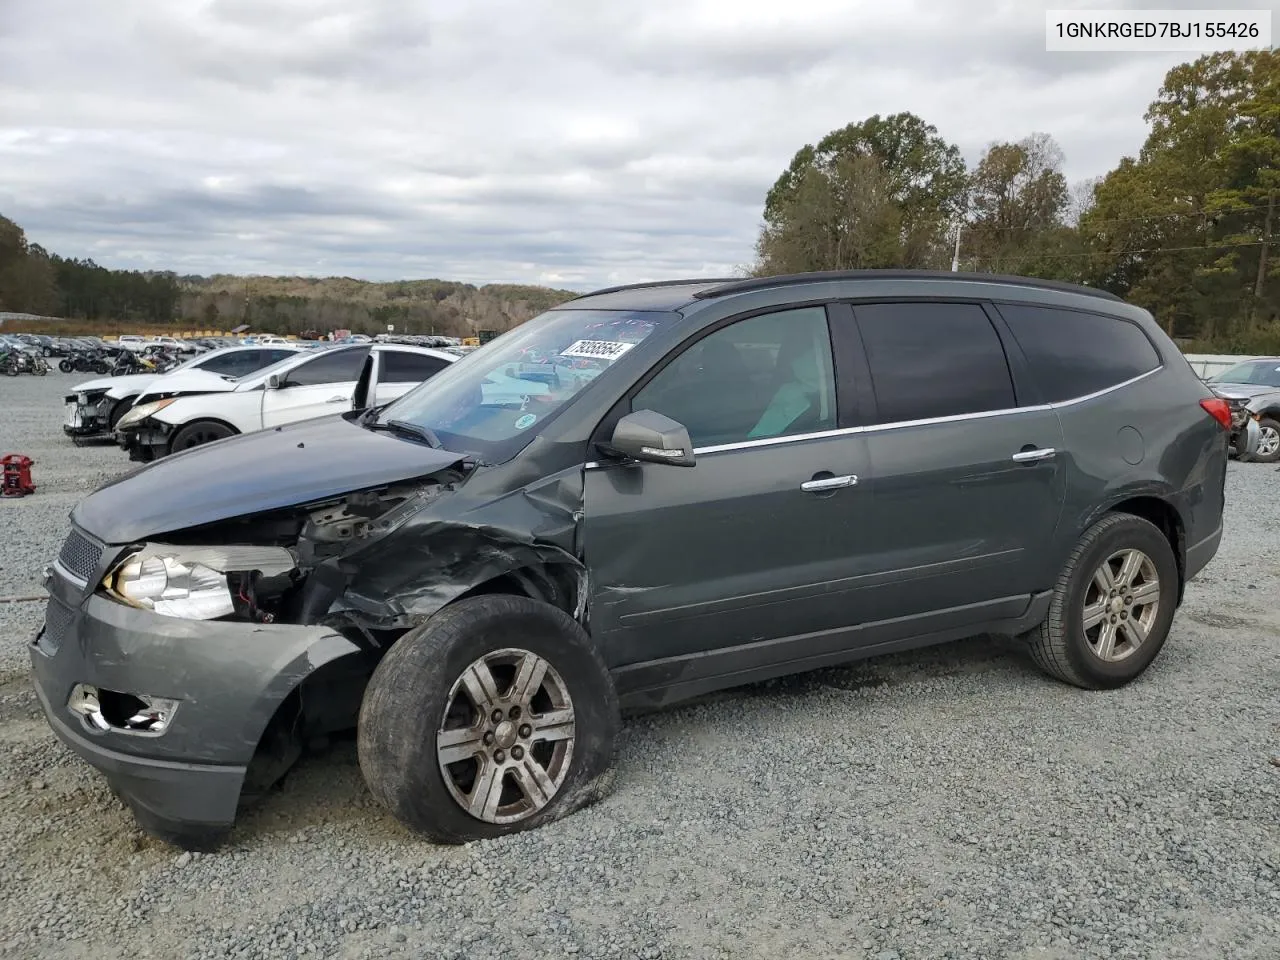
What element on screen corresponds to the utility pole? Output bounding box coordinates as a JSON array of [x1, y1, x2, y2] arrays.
[[950, 225, 963, 272], [1251, 191, 1275, 329]]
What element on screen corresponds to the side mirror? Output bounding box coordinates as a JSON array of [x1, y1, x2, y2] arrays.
[[605, 410, 695, 467], [267, 374, 282, 389]]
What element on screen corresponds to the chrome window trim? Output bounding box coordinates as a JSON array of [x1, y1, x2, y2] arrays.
[[582, 365, 1163, 468], [1047, 365, 1161, 408]]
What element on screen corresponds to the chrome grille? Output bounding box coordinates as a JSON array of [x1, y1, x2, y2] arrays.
[[38, 597, 76, 655], [57, 528, 103, 582]]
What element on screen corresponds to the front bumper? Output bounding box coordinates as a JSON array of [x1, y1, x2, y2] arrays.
[[30, 566, 360, 844], [1230, 416, 1261, 458], [116, 420, 171, 461], [62, 393, 112, 438]]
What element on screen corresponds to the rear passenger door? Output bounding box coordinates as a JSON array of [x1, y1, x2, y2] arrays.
[[837, 300, 1066, 628]]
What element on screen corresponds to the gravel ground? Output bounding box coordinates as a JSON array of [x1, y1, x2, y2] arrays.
[[1, 371, 1278, 960]]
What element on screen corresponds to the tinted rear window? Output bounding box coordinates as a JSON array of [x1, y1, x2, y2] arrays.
[[854, 302, 1016, 423], [381, 351, 451, 383], [998, 305, 1161, 404]]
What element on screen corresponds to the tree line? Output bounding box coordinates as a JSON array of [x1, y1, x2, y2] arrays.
[[756, 50, 1279, 351], [0, 218, 182, 323], [0, 217, 573, 337]]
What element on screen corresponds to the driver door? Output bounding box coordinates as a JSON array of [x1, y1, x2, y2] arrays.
[[582, 305, 873, 690], [261, 347, 370, 428]]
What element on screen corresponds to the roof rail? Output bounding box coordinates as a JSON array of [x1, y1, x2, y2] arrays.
[[691, 270, 1124, 303], [570, 277, 741, 300]]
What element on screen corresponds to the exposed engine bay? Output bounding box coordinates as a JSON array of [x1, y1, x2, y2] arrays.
[[157, 467, 471, 632]]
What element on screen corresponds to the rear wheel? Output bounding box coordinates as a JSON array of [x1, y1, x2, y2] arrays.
[[58, 359, 73, 373], [358, 594, 619, 843], [170, 420, 236, 453], [1027, 513, 1178, 689], [1253, 417, 1280, 464]]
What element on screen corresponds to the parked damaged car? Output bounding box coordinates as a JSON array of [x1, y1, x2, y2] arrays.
[[1205, 357, 1280, 463], [115, 344, 457, 460], [33, 270, 1229, 849], [63, 345, 303, 440]]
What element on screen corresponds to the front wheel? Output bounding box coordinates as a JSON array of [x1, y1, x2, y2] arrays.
[[58, 359, 73, 373], [1026, 513, 1178, 689], [1252, 417, 1280, 464], [169, 420, 235, 453], [358, 595, 619, 843]]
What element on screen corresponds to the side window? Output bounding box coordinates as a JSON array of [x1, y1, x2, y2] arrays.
[[283, 347, 369, 387], [264, 348, 297, 365], [632, 306, 837, 448], [381, 351, 451, 383], [997, 304, 1161, 403], [854, 302, 1015, 423], [198, 350, 261, 376]]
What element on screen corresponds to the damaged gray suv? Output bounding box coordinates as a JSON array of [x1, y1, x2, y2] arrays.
[[32, 271, 1231, 848]]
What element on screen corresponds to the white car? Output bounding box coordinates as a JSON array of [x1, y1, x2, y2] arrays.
[[63, 345, 304, 438], [143, 335, 197, 354], [116, 343, 458, 460], [114, 335, 147, 353]]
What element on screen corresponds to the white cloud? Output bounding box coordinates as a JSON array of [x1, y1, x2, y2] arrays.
[[0, 0, 1191, 289]]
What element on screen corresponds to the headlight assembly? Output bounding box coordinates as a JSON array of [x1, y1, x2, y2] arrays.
[[116, 397, 177, 429], [104, 544, 296, 620]]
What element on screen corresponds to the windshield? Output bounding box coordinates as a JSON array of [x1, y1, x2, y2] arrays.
[[1209, 360, 1280, 388], [375, 308, 675, 459]]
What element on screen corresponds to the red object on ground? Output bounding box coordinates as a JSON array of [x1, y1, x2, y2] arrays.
[[1, 454, 35, 497]]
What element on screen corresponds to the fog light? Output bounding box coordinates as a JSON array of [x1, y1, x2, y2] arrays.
[[67, 683, 178, 736]]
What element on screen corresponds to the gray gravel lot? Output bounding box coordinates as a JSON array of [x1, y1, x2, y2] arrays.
[[1, 371, 1278, 960]]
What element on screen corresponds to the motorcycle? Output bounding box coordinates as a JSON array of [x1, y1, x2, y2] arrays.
[[28, 353, 49, 376], [1, 348, 21, 376], [111, 351, 153, 375], [59, 348, 110, 374]]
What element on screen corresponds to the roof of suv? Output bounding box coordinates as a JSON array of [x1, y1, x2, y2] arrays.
[[564, 270, 1124, 312]]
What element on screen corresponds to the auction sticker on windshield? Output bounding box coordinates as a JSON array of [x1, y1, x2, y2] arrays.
[[560, 340, 636, 361], [514, 413, 537, 430]]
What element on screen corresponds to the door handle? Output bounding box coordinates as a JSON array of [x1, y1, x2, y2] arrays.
[[1011, 447, 1056, 463], [801, 474, 858, 492], [326, 395, 350, 403]]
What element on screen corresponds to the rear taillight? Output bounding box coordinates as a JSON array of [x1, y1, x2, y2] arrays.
[[1200, 397, 1232, 430]]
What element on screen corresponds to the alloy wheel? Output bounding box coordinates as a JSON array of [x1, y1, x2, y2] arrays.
[[1082, 548, 1161, 662], [437, 648, 576, 824], [1257, 425, 1279, 459]]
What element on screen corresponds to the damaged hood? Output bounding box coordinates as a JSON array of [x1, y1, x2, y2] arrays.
[[70, 374, 143, 394], [133, 369, 239, 401], [74, 414, 469, 543], [1210, 382, 1278, 402]]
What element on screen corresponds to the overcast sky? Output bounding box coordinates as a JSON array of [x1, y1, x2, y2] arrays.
[[0, 0, 1225, 290]]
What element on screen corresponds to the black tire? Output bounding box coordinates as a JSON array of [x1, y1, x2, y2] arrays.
[[1027, 513, 1179, 689], [358, 594, 620, 843], [1252, 417, 1280, 464], [107, 398, 134, 431], [91, 360, 108, 374], [169, 420, 235, 453], [58, 359, 73, 373]]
